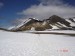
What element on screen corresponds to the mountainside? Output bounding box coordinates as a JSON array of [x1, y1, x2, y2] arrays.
[[8, 15, 75, 31]]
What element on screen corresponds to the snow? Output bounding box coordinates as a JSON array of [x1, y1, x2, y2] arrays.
[[66, 19, 75, 26], [57, 22, 67, 27], [33, 18, 39, 21], [42, 21, 46, 25], [31, 27, 35, 31], [28, 30, 75, 34], [72, 18, 75, 21], [0, 30, 75, 56], [50, 24, 59, 29], [8, 26, 16, 30]]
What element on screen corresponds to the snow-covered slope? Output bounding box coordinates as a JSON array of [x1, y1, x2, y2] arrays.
[[66, 19, 75, 26], [0, 30, 75, 56]]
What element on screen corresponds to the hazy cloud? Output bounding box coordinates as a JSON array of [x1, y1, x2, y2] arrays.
[[18, 0, 75, 19], [0, 2, 4, 8], [39, 0, 63, 5]]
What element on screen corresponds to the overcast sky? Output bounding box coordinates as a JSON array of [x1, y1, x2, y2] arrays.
[[0, 0, 75, 28]]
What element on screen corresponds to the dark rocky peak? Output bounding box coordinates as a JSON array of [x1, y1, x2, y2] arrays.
[[49, 15, 61, 19], [47, 15, 71, 27], [48, 15, 64, 22]]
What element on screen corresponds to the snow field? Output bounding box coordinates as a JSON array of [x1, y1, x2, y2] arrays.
[[0, 30, 75, 56]]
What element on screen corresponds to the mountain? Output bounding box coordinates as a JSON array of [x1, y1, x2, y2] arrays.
[[9, 15, 75, 31], [44, 15, 71, 30], [10, 18, 45, 31]]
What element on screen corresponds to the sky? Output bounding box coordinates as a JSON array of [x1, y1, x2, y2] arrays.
[[0, 0, 75, 28]]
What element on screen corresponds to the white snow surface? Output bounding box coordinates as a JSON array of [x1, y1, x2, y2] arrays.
[[0, 30, 75, 56], [28, 30, 75, 34]]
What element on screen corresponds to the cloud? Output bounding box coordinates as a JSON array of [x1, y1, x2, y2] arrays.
[[0, 2, 4, 8], [18, 0, 75, 19], [39, 0, 63, 5]]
